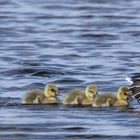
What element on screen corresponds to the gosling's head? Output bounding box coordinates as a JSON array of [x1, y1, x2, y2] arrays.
[[44, 83, 58, 98], [85, 84, 97, 99], [117, 86, 129, 100]]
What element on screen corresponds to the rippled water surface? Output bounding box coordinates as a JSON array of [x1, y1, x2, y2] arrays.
[[0, 0, 140, 139]]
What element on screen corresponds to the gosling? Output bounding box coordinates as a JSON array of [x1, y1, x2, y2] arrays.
[[92, 86, 129, 107], [22, 83, 59, 104], [62, 84, 97, 105]]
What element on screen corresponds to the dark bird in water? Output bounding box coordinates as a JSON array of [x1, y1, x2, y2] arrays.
[[126, 73, 140, 103]]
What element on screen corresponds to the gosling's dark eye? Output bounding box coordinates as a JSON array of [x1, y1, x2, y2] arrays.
[[51, 89, 56, 93], [124, 92, 127, 96]]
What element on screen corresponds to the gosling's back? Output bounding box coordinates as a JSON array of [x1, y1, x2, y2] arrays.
[[63, 89, 93, 105], [92, 93, 117, 107], [22, 89, 44, 104], [92, 91, 128, 107], [63, 89, 84, 105]]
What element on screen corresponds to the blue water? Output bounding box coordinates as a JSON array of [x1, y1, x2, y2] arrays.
[[0, 0, 140, 139]]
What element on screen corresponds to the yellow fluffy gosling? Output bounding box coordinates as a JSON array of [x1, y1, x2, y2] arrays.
[[22, 83, 59, 104], [63, 84, 97, 105], [92, 86, 129, 107]]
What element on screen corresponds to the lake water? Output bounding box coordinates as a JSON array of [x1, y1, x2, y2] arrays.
[[0, 0, 140, 139]]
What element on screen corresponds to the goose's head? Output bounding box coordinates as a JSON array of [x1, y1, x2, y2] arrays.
[[85, 84, 97, 99], [117, 86, 129, 100], [44, 83, 58, 98]]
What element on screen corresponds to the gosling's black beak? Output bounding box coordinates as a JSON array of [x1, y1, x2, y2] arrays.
[[53, 91, 58, 96], [51, 89, 58, 95]]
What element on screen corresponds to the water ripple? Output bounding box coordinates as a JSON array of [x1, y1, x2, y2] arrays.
[[0, 0, 140, 139]]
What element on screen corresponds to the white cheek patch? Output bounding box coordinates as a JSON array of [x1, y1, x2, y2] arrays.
[[126, 77, 133, 84]]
